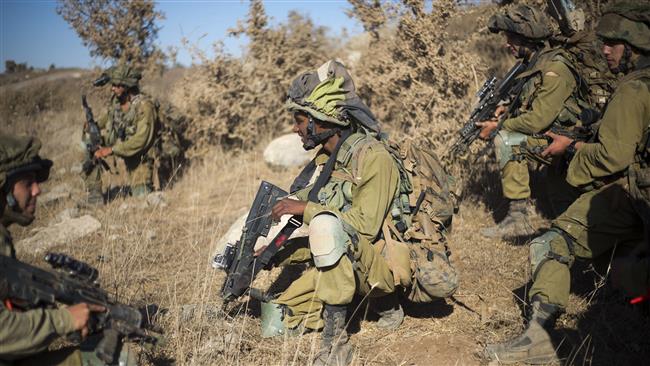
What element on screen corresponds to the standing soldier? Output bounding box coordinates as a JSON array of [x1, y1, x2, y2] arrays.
[[0, 134, 103, 365], [477, 5, 593, 239], [485, 2, 650, 363], [83, 65, 157, 204]]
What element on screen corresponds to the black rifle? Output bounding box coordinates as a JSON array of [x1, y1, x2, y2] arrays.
[[213, 181, 302, 302], [81, 95, 110, 174], [0, 253, 159, 365], [449, 61, 527, 157]]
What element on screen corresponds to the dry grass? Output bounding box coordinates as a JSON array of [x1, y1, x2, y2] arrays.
[[2, 1, 649, 365]]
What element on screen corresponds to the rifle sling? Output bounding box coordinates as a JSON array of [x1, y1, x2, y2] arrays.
[[307, 128, 353, 203]]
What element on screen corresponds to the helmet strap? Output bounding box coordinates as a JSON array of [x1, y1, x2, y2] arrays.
[[303, 116, 340, 151], [612, 44, 633, 74]]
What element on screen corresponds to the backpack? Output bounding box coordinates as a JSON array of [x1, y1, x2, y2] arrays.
[[556, 31, 617, 113], [355, 136, 459, 302], [152, 100, 189, 187]]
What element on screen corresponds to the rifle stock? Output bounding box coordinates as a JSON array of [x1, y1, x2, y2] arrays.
[[0, 254, 159, 364]]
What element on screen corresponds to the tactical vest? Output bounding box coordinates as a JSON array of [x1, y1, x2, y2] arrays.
[[104, 94, 158, 157], [514, 48, 592, 131]]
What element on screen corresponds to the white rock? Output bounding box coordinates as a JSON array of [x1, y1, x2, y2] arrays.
[[70, 164, 83, 174], [212, 211, 309, 260], [263, 134, 312, 168], [17, 215, 101, 253]]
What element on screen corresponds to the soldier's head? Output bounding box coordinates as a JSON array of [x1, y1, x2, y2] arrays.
[[596, 2, 650, 74], [0, 134, 52, 227], [95, 64, 142, 99], [286, 60, 379, 151], [489, 5, 552, 59]]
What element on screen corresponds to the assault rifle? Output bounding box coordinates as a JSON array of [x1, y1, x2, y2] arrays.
[[81, 95, 110, 174], [0, 253, 159, 365], [449, 61, 527, 157], [213, 181, 302, 302]]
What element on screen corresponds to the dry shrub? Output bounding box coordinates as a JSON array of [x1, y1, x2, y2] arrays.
[[56, 0, 165, 73], [174, 0, 335, 157]]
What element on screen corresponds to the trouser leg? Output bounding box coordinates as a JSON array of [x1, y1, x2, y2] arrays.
[[124, 155, 154, 196]]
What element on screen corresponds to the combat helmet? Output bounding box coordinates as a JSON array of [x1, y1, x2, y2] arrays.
[[0, 134, 52, 225], [286, 60, 379, 149], [488, 5, 553, 41], [0, 134, 52, 190], [596, 2, 650, 53], [94, 64, 142, 88]]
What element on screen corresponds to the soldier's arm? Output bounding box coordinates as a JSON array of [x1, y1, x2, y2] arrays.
[[502, 61, 577, 134], [567, 80, 649, 187], [0, 306, 76, 359], [111, 101, 156, 157], [302, 145, 399, 242]]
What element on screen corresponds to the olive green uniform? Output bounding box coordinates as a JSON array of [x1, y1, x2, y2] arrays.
[[529, 58, 650, 308], [497, 48, 583, 215], [0, 225, 79, 365], [274, 133, 400, 330], [83, 94, 157, 194]]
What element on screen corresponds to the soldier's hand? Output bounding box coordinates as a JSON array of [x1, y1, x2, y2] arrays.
[[271, 198, 307, 221], [541, 131, 572, 157], [494, 105, 507, 118], [66, 303, 105, 338], [475, 120, 499, 140], [94, 146, 112, 159]]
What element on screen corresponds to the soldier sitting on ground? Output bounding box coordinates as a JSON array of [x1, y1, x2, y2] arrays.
[[82, 65, 158, 204], [485, 2, 650, 364]]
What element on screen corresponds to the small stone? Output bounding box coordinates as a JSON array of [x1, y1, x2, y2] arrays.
[[146, 192, 167, 208], [39, 183, 72, 206], [70, 164, 83, 174]]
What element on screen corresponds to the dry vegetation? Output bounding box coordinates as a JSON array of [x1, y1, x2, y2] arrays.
[[2, 0, 649, 365]]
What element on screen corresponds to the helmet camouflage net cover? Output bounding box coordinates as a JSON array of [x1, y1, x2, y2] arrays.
[[104, 64, 142, 88], [488, 4, 552, 40], [0, 134, 52, 189], [596, 2, 650, 52], [286, 59, 380, 133]]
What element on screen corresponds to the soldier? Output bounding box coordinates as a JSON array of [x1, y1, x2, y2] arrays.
[[0, 134, 103, 365], [264, 60, 457, 366], [485, 2, 650, 363], [83, 64, 157, 204], [477, 5, 590, 239]]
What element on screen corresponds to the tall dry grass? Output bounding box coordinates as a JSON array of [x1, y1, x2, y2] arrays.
[[2, 0, 649, 365]]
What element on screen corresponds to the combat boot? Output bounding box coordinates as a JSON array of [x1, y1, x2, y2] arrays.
[[480, 199, 534, 239], [313, 304, 353, 366], [370, 293, 404, 330], [485, 298, 561, 364]]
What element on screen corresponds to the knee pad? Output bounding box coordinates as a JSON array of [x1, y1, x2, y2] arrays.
[[309, 213, 349, 268], [529, 229, 573, 280], [495, 130, 528, 169]]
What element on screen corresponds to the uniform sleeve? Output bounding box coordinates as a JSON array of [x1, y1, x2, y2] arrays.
[[0, 306, 76, 359], [112, 101, 156, 157], [303, 145, 399, 242], [567, 80, 650, 187], [502, 61, 577, 134], [96, 110, 109, 130]]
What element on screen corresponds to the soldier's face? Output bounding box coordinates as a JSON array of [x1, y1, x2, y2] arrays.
[[111, 84, 127, 98], [10, 172, 41, 219], [602, 41, 626, 72], [292, 112, 310, 145], [505, 33, 522, 57]]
